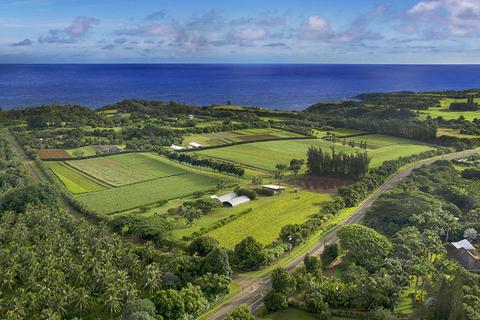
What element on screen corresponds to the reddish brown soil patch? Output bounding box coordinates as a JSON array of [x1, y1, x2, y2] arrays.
[[286, 175, 352, 194], [237, 133, 278, 141], [37, 149, 71, 159]]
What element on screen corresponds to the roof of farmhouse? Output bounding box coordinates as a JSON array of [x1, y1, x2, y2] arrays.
[[452, 239, 476, 251], [262, 184, 286, 190]]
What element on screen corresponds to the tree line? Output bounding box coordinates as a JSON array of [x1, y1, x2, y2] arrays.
[[164, 151, 245, 177], [345, 118, 437, 142], [307, 146, 370, 179]]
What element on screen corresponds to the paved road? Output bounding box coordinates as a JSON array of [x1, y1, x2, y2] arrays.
[[207, 148, 480, 320], [3, 128, 45, 182]]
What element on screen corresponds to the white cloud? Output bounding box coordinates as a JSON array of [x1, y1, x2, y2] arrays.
[[409, 1, 442, 14], [230, 28, 267, 41]]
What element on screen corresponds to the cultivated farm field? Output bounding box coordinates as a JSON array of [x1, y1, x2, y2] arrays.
[[66, 153, 187, 186], [182, 127, 307, 147], [76, 173, 221, 215], [47, 162, 107, 194], [207, 190, 331, 248], [195, 136, 435, 172]]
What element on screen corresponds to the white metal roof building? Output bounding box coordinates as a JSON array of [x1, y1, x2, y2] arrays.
[[212, 192, 251, 207], [223, 196, 251, 207], [188, 142, 203, 148], [170, 144, 184, 151], [262, 184, 286, 191]]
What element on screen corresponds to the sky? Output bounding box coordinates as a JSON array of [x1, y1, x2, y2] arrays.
[[1, 0, 480, 64]]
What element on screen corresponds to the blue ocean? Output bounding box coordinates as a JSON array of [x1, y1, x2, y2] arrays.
[[1, 64, 480, 110]]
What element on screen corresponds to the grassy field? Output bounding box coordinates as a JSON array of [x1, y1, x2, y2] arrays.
[[206, 190, 331, 249], [182, 128, 306, 147], [395, 277, 427, 315], [261, 308, 358, 320], [196, 137, 434, 172], [343, 134, 427, 148], [66, 153, 187, 186], [368, 144, 435, 167], [47, 162, 107, 194], [417, 98, 480, 121], [437, 127, 479, 139], [75, 173, 221, 215], [66, 146, 98, 157]]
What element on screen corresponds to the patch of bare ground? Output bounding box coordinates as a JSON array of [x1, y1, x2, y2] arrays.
[[285, 175, 352, 194]]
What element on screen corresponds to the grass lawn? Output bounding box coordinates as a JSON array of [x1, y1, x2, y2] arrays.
[[66, 146, 98, 157], [417, 98, 480, 121], [75, 173, 221, 215], [395, 277, 427, 315], [66, 153, 187, 186], [261, 307, 359, 320], [182, 128, 306, 147], [47, 162, 107, 194], [207, 190, 331, 249]]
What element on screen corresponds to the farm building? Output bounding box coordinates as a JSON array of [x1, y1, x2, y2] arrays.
[[188, 142, 203, 149], [170, 144, 184, 151], [447, 239, 480, 273], [95, 145, 121, 154], [211, 192, 251, 207], [262, 184, 286, 194]]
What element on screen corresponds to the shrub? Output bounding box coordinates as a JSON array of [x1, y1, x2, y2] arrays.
[[264, 290, 288, 312], [235, 188, 257, 200]]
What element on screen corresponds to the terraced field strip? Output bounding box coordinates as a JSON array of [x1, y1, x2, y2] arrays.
[[207, 191, 331, 249], [47, 162, 107, 194], [183, 128, 308, 147], [75, 173, 222, 215], [66, 152, 187, 186]]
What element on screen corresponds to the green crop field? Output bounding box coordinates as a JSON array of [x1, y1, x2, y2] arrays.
[[195, 139, 351, 171], [182, 128, 306, 147], [417, 98, 480, 121], [75, 173, 221, 215], [47, 162, 106, 194], [368, 144, 435, 167], [66, 153, 187, 186], [196, 137, 435, 172], [206, 191, 331, 249]]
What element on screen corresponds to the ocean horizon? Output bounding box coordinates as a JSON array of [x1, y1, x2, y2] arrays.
[[1, 63, 480, 110]]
